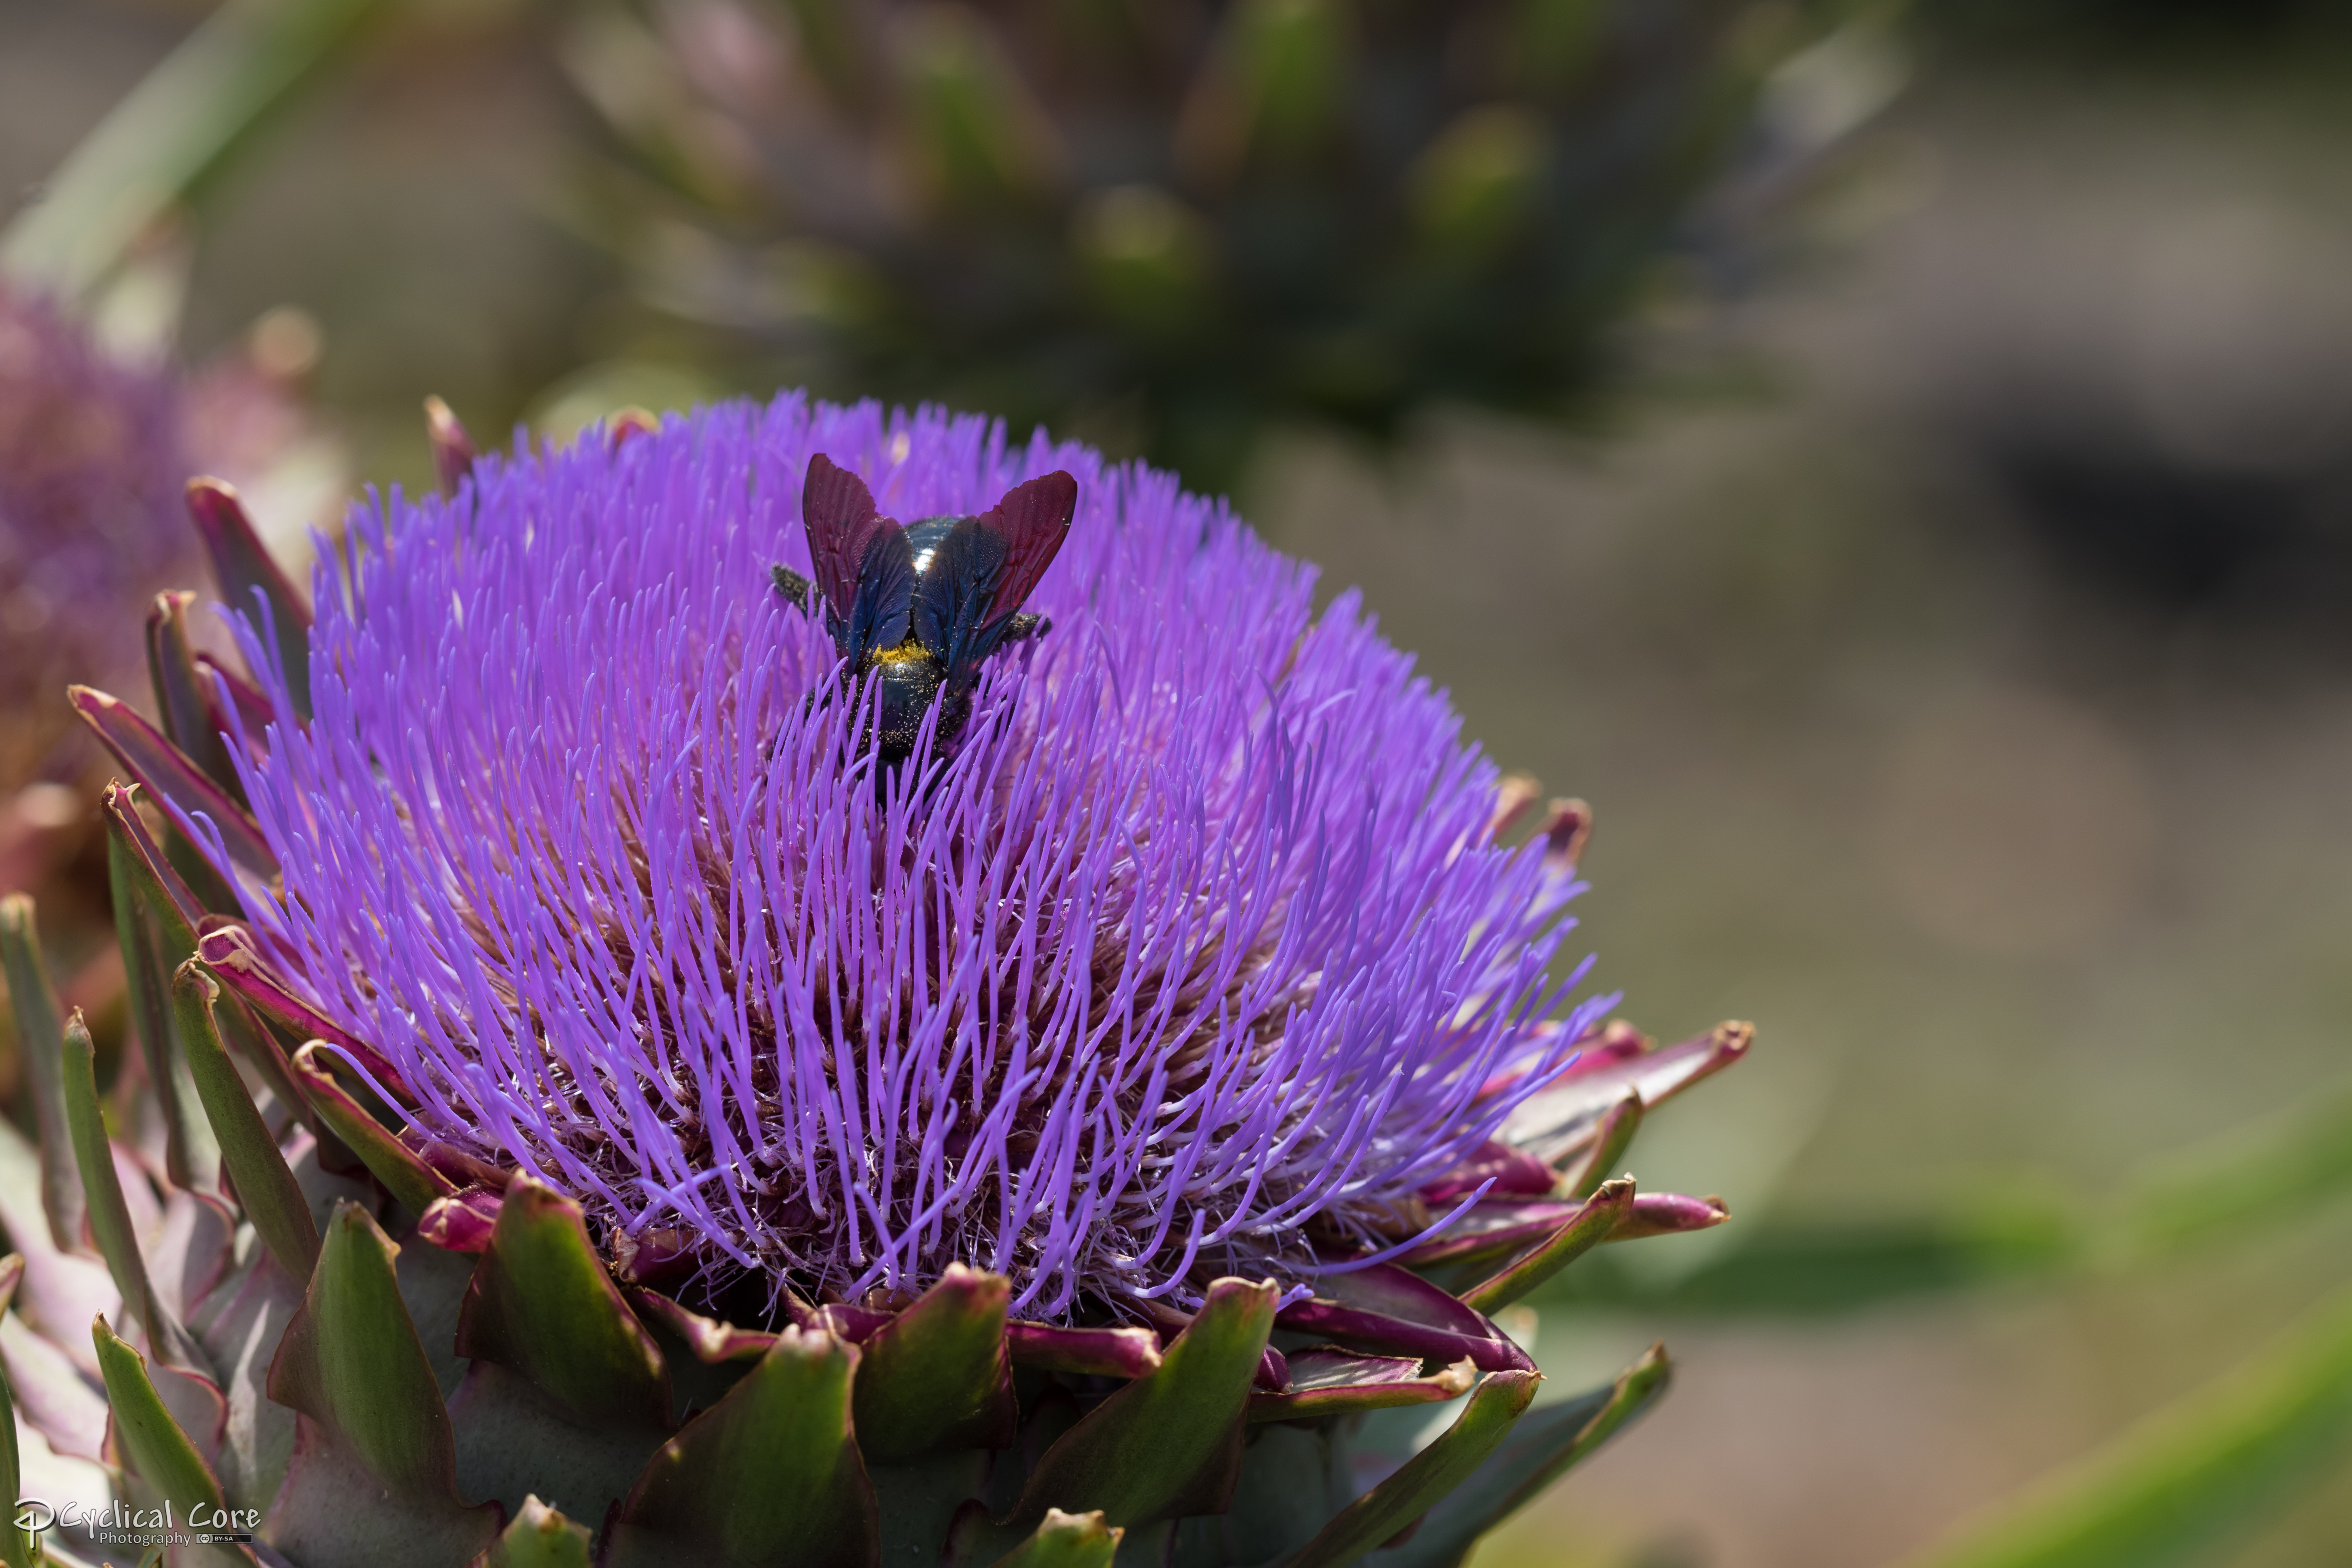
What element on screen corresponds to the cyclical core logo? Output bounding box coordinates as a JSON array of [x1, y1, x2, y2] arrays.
[[13, 1500, 53, 1534]]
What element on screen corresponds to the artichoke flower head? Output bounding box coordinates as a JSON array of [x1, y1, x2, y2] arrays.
[[3, 394, 1748, 1568]]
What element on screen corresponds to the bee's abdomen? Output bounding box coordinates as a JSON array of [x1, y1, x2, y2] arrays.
[[873, 656, 947, 761]]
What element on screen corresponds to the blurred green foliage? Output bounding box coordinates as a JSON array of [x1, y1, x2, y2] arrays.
[[1899, 1285, 2352, 1568], [1525, 1072, 2352, 1565], [1, 0, 395, 302], [1541, 1078, 2352, 1317]]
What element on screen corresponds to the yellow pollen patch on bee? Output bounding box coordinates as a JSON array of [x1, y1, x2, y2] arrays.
[[869, 637, 930, 665]]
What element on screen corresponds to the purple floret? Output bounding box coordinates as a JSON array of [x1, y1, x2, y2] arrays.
[[216, 393, 1611, 1316]]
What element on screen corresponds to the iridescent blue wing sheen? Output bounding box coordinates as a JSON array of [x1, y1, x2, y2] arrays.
[[912, 516, 1004, 683], [844, 524, 915, 668], [913, 471, 1077, 689]]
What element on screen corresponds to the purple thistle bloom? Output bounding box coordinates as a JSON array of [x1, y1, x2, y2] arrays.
[[212, 393, 1611, 1318], [0, 285, 187, 787]]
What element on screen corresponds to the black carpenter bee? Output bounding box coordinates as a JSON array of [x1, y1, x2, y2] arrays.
[[771, 453, 1077, 764]]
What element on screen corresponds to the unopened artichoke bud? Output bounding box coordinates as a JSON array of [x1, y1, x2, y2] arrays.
[[566, 0, 1836, 489], [12, 395, 1749, 1567]]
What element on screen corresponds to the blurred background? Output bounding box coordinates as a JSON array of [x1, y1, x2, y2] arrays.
[[4, 1, 2352, 1565]]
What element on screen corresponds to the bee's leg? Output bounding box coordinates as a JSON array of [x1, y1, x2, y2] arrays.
[[769, 564, 814, 611], [997, 612, 1050, 646]]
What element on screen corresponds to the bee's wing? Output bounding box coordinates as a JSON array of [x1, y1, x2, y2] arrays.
[[802, 453, 912, 665], [844, 525, 915, 668], [913, 471, 1077, 689], [802, 453, 889, 612], [973, 470, 1077, 618], [911, 518, 1003, 683]]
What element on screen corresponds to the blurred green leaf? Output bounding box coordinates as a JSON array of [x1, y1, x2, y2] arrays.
[[900, 6, 1062, 212], [1899, 1283, 2352, 1568], [0, 0, 395, 300], [1072, 185, 1215, 334], [0, 1261, 32, 1568], [2116, 1080, 2352, 1261], [1407, 106, 1549, 257], [1225, 0, 1350, 163], [777, 0, 869, 105], [1554, 1073, 2352, 1317], [1543, 1191, 2082, 1316], [0, 894, 85, 1255], [1513, 0, 1610, 93]]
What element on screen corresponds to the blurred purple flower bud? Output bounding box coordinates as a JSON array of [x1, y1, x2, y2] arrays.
[[0, 284, 187, 789]]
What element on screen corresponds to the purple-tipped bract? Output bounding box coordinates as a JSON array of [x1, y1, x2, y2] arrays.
[[214, 394, 1612, 1317]]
